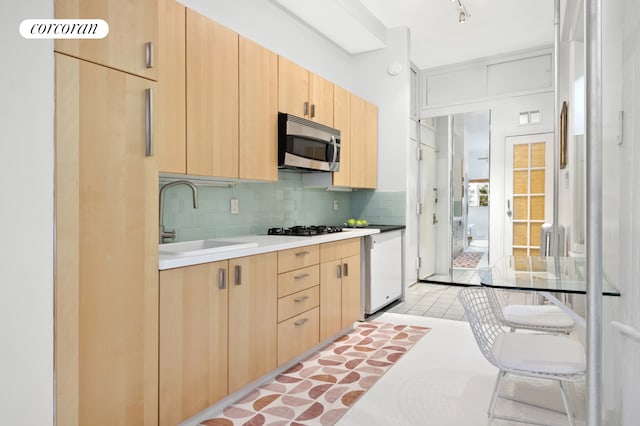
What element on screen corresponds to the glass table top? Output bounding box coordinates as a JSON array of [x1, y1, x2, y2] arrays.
[[478, 256, 620, 296]]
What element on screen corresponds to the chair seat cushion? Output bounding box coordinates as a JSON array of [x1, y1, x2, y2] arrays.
[[492, 332, 586, 375], [502, 304, 575, 328]]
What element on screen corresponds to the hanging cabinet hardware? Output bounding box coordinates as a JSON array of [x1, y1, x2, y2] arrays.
[[218, 268, 226, 289], [234, 265, 241, 285], [337, 264, 342, 279], [145, 42, 154, 68], [303, 101, 309, 117], [343, 263, 349, 277], [145, 88, 153, 157], [310, 104, 316, 118]]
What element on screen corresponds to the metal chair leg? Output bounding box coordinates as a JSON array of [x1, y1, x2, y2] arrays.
[[488, 370, 506, 422], [559, 380, 575, 426]]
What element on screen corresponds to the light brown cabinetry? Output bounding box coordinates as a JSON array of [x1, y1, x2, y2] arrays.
[[349, 94, 378, 189], [158, 252, 277, 424], [186, 8, 239, 178], [55, 53, 158, 426], [228, 254, 278, 393], [319, 239, 361, 340], [159, 262, 228, 426], [278, 56, 334, 127], [55, 0, 158, 81], [158, 0, 186, 173], [158, 5, 278, 181], [332, 85, 351, 187], [276, 246, 321, 365], [239, 36, 279, 181]]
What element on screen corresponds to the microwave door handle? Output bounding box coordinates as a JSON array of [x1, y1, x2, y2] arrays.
[[331, 135, 338, 170]]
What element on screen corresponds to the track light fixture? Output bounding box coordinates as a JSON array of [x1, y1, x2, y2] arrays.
[[453, 0, 470, 24]]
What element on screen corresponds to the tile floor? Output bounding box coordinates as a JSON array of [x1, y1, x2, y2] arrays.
[[384, 281, 540, 322]]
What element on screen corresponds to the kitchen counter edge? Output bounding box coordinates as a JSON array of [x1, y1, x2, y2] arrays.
[[158, 228, 380, 270]]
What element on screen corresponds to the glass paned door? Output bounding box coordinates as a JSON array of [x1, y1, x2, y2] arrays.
[[505, 134, 554, 257]]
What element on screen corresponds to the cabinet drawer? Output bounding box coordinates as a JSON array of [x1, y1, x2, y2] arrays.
[[277, 307, 319, 366], [320, 238, 360, 263], [278, 245, 319, 273], [277, 265, 319, 297], [278, 286, 319, 322]]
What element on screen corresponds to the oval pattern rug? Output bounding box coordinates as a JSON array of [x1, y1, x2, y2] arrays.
[[200, 322, 431, 426]]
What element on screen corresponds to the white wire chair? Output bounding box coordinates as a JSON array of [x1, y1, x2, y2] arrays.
[[485, 286, 576, 334], [458, 287, 585, 425]]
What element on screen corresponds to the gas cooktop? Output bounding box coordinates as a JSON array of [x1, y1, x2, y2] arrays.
[[267, 225, 343, 236]]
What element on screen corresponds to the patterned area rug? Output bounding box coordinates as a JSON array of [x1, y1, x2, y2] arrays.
[[452, 251, 484, 269], [200, 322, 431, 426]]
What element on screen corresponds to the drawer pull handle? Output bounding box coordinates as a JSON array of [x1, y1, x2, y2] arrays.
[[294, 273, 309, 280], [294, 295, 310, 303], [295, 251, 310, 257], [343, 263, 349, 277], [234, 265, 241, 285], [337, 264, 342, 279], [218, 268, 226, 289], [294, 318, 309, 326], [145, 41, 154, 68]]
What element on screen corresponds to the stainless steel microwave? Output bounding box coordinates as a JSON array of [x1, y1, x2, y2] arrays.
[[278, 112, 340, 172]]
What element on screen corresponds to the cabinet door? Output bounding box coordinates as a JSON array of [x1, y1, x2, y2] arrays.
[[55, 0, 158, 80], [278, 56, 309, 118], [228, 253, 278, 393], [320, 259, 343, 340], [239, 37, 278, 181], [55, 54, 158, 426], [309, 73, 334, 127], [159, 262, 229, 426], [186, 9, 239, 178], [350, 94, 378, 189], [158, 0, 186, 173], [332, 85, 351, 187], [341, 254, 361, 328]]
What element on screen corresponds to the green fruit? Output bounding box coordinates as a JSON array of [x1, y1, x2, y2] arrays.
[[356, 219, 366, 227], [346, 218, 356, 226]]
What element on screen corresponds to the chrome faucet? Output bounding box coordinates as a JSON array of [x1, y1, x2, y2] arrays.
[[159, 180, 199, 243]]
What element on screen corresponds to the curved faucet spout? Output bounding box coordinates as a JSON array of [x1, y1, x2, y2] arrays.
[[159, 180, 199, 243]]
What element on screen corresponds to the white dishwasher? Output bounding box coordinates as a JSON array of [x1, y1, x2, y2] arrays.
[[364, 228, 403, 315]]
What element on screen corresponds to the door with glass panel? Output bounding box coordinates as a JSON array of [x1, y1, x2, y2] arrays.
[[504, 133, 554, 257]]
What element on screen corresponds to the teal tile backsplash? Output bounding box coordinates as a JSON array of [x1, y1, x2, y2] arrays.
[[160, 171, 406, 241]]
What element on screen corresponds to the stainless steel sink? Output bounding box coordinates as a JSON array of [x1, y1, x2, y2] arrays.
[[159, 239, 258, 256]]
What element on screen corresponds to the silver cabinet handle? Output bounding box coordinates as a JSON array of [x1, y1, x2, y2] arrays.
[[294, 295, 310, 303], [343, 263, 349, 277], [234, 265, 241, 285], [507, 199, 512, 218], [295, 251, 310, 257], [303, 101, 309, 117], [218, 268, 226, 289], [145, 42, 154, 68], [310, 104, 316, 118], [337, 264, 342, 279], [145, 88, 153, 157], [294, 318, 309, 326], [294, 273, 309, 280]]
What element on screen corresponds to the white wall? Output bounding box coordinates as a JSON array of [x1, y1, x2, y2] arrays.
[[1, 1, 54, 425]]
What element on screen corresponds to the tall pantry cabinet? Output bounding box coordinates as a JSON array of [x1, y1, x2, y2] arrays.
[[54, 0, 159, 424]]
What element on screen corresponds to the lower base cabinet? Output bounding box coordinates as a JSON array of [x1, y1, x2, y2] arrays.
[[159, 252, 277, 425], [320, 239, 361, 340]]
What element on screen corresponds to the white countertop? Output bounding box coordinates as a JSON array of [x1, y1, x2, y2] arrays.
[[158, 227, 380, 270]]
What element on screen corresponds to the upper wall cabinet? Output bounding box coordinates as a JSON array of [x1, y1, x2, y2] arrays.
[[332, 85, 351, 187], [186, 8, 239, 179], [158, 0, 186, 173], [55, 0, 158, 81], [278, 56, 334, 127], [239, 37, 278, 181], [350, 94, 378, 189]]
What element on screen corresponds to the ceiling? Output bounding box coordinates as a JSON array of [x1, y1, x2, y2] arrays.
[[273, 0, 555, 70]]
